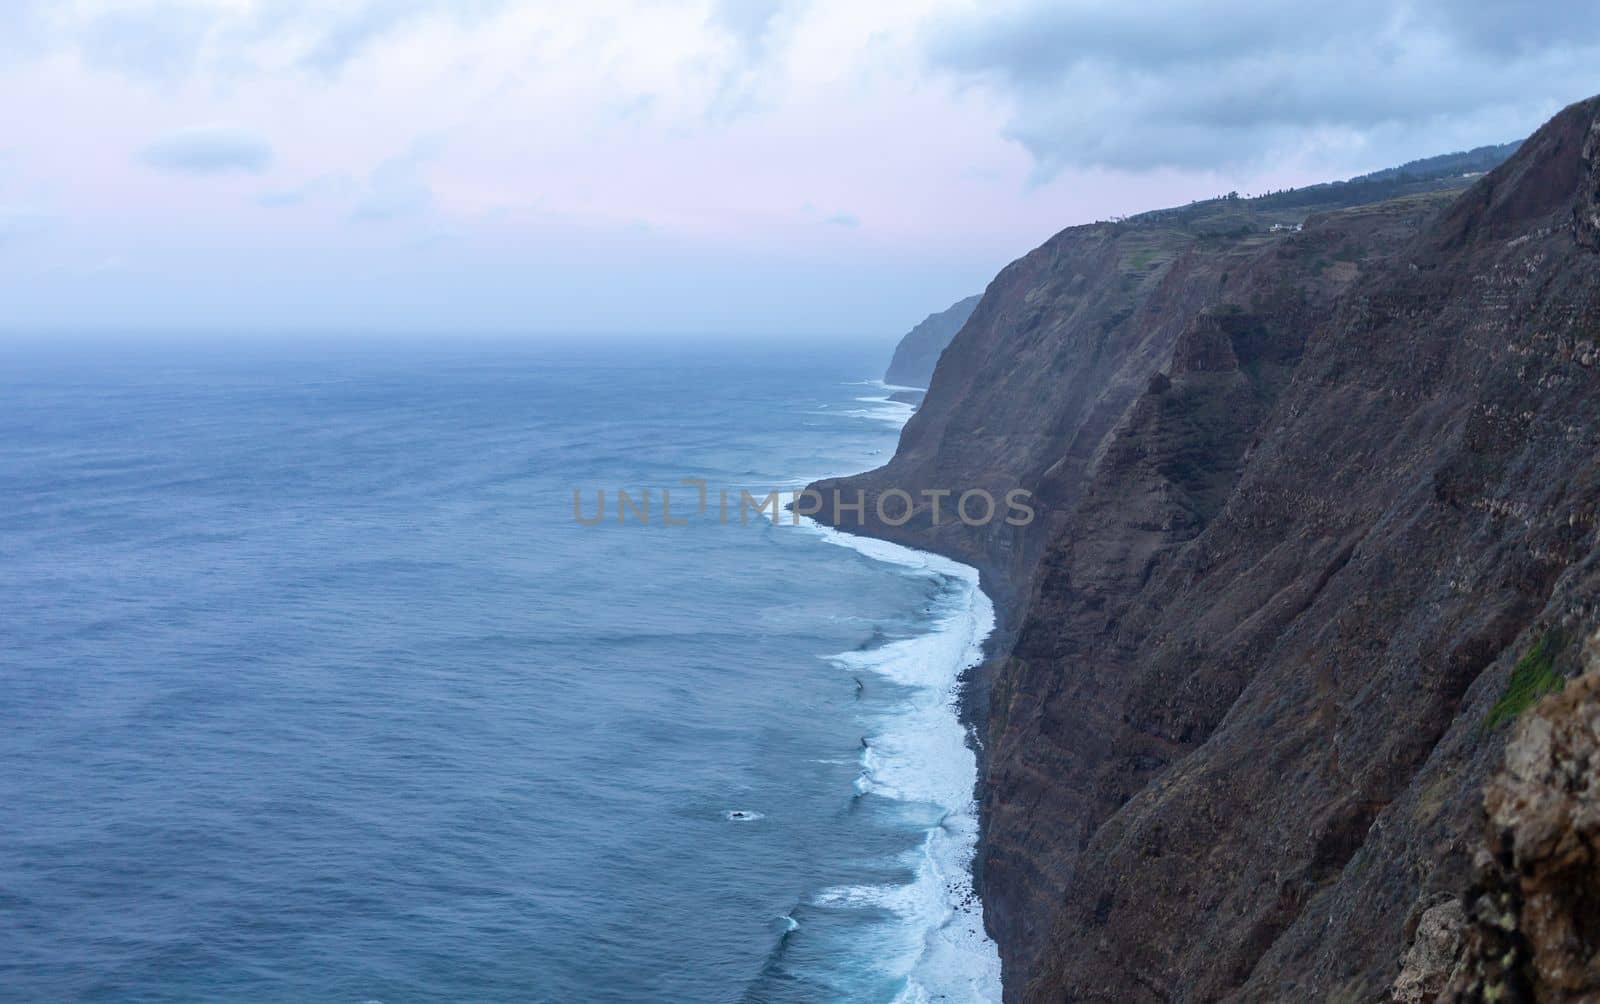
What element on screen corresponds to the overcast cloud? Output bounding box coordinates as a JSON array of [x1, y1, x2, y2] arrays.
[[0, 1, 1596, 336], [929, 0, 1600, 173], [142, 125, 274, 174]]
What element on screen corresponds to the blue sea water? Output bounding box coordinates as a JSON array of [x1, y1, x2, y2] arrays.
[[0, 336, 1000, 1003]]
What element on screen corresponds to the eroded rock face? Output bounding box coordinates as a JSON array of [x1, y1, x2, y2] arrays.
[[1447, 648, 1600, 1003], [1002, 95, 1600, 1004], [1576, 115, 1600, 251], [810, 176, 1457, 625], [1393, 900, 1468, 1004]]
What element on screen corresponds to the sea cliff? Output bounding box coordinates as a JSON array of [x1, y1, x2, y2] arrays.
[[884, 294, 982, 389], [813, 95, 1600, 1001]]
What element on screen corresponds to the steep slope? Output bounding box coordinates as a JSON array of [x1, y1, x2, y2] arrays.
[[813, 178, 1464, 624], [991, 96, 1600, 1001], [811, 96, 1600, 1001], [975, 186, 1461, 988], [884, 294, 981, 388]]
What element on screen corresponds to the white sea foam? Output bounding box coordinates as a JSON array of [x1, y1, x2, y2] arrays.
[[839, 394, 915, 428], [802, 380, 916, 429], [753, 380, 1000, 1002], [846, 378, 923, 393], [777, 505, 1002, 1004]]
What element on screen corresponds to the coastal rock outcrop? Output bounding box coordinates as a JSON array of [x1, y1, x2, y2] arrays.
[[1392, 899, 1468, 1003], [1443, 635, 1600, 1003], [883, 294, 981, 388]]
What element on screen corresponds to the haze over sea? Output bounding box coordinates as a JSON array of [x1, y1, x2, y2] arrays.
[[0, 336, 999, 1003]]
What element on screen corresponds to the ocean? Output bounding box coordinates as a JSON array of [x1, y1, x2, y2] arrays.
[[0, 336, 1001, 1003]]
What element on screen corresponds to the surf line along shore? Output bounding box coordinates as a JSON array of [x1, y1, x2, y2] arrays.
[[572, 481, 1036, 528], [787, 499, 1005, 1002]]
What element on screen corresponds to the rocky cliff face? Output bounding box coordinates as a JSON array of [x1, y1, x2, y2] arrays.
[[813, 95, 1600, 1000], [814, 167, 1471, 624], [884, 294, 982, 388], [822, 205, 1334, 620], [1441, 635, 1600, 1003]]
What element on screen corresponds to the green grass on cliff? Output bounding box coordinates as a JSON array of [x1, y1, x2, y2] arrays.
[[1484, 630, 1566, 730]]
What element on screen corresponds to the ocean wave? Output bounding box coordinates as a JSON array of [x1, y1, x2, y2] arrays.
[[781, 506, 1002, 1004], [794, 384, 916, 429]]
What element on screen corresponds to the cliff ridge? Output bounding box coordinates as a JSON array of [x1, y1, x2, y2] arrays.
[[815, 95, 1600, 1000]]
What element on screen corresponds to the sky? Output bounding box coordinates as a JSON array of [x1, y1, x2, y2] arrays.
[[2, 0, 1598, 338]]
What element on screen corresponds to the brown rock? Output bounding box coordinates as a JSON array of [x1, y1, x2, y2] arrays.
[[1447, 641, 1600, 1003], [1393, 899, 1468, 1003]]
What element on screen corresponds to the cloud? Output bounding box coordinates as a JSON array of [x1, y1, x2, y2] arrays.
[[141, 125, 273, 174], [0, 1, 506, 83], [0, 207, 54, 246], [801, 203, 861, 227], [349, 140, 440, 222], [349, 180, 432, 222], [0, 1, 53, 59], [299, 0, 434, 73], [255, 175, 357, 209], [299, 0, 504, 74], [926, 0, 1600, 173], [78, 5, 215, 81], [711, 0, 786, 53], [256, 189, 308, 209]]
